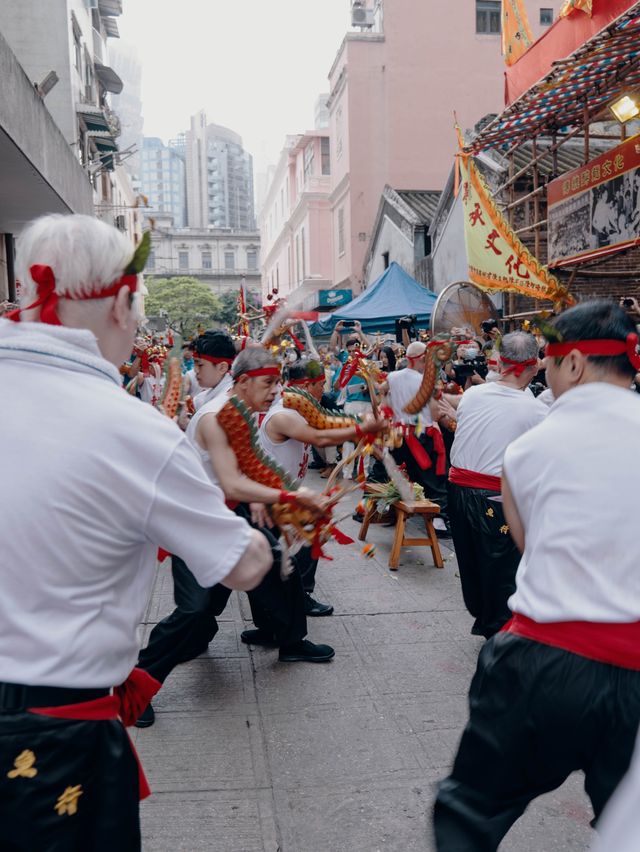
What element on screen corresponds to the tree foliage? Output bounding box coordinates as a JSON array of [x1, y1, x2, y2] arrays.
[[144, 277, 223, 337]]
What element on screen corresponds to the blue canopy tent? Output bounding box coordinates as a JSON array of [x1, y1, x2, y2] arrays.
[[309, 262, 437, 336]]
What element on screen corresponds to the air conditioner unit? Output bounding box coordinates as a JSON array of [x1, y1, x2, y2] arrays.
[[351, 5, 374, 27]]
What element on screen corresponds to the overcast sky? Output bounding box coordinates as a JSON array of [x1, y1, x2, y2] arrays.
[[117, 0, 350, 176]]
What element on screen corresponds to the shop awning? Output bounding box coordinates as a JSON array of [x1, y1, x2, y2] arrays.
[[94, 62, 123, 95], [76, 104, 110, 133], [468, 2, 640, 154]]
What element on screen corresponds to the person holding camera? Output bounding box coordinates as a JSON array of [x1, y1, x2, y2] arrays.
[[447, 332, 546, 639]]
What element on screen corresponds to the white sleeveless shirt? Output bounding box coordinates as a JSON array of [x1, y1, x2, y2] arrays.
[[186, 391, 230, 487], [259, 400, 310, 482]]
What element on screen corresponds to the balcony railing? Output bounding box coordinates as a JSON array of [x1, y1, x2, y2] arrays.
[[149, 266, 260, 278]]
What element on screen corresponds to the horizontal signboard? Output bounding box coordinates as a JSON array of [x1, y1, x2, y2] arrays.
[[547, 134, 640, 267]]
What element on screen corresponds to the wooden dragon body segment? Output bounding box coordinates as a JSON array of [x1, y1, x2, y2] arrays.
[[282, 387, 359, 429], [403, 339, 455, 416]]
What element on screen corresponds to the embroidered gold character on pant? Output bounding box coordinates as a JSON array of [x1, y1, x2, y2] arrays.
[[485, 508, 495, 518], [499, 524, 510, 535], [7, 750, 38, 779], [55, 785, 83, 816]]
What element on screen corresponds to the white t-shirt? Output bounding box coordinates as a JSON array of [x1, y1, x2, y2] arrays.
[[387, 368, 434, 426], [185, 390, 232, 487], [259, 400, 310, 482], [139, 373, 164, 405], [450, 381, 547, 476], [194, 373, 232, 411], [0, 321, 250, 688], [504, 382, 640, 623]]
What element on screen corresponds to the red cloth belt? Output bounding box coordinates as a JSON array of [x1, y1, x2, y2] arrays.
[[503, 613, 640, 671], [6, 265, 138, 325], [28, 667, 161, 799], [545, 334, 640, 371], [400, 425, 446, 476], [448, 466, 501, 492]]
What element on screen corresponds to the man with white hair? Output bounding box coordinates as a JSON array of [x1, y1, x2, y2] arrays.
[[446, 331, 546, 638], [0, 214, 271, 850]]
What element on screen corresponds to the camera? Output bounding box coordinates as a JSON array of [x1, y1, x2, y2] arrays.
[[622, 298, 635, 309], [340, 319, 356, 328], [528, 381, 547, 398], [395, 314, 418, 343], [481, 318, 498, 335], [452, 352, 488, 384]]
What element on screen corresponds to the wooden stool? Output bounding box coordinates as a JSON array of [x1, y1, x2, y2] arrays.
[[359, 499, 444, 570]]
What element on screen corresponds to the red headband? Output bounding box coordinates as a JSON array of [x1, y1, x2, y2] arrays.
[[240, 367, 281, 379], [196, 354, 234, 365], [500, 355, 538, 377], [6, 265, 138, 326], [545, 335, 640, 371]]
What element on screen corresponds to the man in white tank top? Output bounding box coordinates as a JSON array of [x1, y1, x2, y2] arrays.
[[260, 358, 386, 617], [434, 301, 640, 851]]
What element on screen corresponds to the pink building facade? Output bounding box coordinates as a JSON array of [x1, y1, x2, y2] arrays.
[[328, 0, 562, 294], [260, 130, 334, 309]]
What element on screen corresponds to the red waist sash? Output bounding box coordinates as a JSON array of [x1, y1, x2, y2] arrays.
[[400, 424, 446, 476], [448, 466, 501, 492], [28, 667, 161, 799], [503, 613, 640, 670]]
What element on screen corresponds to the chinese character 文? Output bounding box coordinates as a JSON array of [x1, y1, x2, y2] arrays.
[[581, 170, 590, 187], [7, 750, 38, 779], [484, 229, 503, 255], [591, 164, 601, 182], [505, 255, 531, 280], [614, 154, 625, 172], [468, 203, 486, 227], [602, 159, 613, 177], [55, 785, 83, 817]]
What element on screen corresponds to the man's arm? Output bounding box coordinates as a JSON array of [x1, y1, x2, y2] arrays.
[[329, 321, 343, 354], [501, 472, 525, 553], [266, 410, 385, 449], [197, 413, 327, 512], [353, 320, 370, 349]]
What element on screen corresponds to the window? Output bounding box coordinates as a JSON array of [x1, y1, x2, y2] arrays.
[[247, 250, 258, 270], [382, 251, 390, 270], [224, 251, 235, 271], [147, 250, 155, 271], [336, 107, 344, 159], [476, 0, 501, 34], [540, 7, 553, 25], [71, 14, 82, 73], [321, 137, 331, 175], [303, 142, 315, 182], [337, 207, 345, 257], [201, 251, 212, 269], [295, 235, 300, 283], [301, 227, 306, 280], [178, 251, 189, 270]]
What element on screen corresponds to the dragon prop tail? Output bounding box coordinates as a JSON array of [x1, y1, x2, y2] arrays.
[[381, 449, 414, 503]]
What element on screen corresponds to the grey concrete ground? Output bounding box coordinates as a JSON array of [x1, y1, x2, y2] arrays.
[[134, 476, 594, 852]]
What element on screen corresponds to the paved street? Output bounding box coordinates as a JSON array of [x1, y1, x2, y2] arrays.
[[134, 475, 594, 852]]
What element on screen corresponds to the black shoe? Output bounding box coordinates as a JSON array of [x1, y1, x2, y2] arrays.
[[304, 594, 334, 617], [352, 512, 364, 523], [134, 703, 155, 728], [279, 639, 335, 663], [241, 628, 279, 647], [307, 460, 325, 470]]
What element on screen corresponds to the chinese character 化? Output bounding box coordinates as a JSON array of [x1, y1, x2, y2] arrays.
[[614, 154, 625, 172], [505, 255, 531, 280], [484, 229, 503, 255], [7, 750, 38, 779], [55, 785, 83, 817]]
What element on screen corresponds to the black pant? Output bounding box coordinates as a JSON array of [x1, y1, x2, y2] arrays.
[[448, 482, 519, 637], [392, 432, 448, 520], [0, 712, 140, 851], [291, 544, 318, 594], [433, 632, 640, 851], [138, 507, 307, 684]]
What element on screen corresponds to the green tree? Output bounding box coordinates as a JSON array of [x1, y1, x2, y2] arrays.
[[217, 288, 263, 330], [144, 277, 223, 337]]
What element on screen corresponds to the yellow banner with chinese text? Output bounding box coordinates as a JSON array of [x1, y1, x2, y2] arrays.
[[560, 0, 593, 17], [501, 0, 533, 67], [459, 153, 574, 306]]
